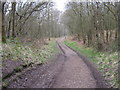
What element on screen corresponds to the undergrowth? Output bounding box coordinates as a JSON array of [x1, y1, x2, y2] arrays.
[[1, 39, 58, 65], [64, 40, 119, 88]]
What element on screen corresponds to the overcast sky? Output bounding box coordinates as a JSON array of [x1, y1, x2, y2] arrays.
[[2, 0, 119, 12], [53, 0, 68, 12]]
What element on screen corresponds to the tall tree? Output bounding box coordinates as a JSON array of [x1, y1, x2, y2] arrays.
[[2, 2, 6, 43], [12, 2, 16, 38], [0, 1, 2, 41], [118, 2, 120, 51]]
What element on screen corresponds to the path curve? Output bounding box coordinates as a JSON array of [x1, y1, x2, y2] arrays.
[[7, 38, 107, 88], [53, 38, 96, 88]]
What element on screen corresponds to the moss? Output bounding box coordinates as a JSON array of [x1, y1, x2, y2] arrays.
[[14, 66, 23, 72], [2, 81, 9, 88]]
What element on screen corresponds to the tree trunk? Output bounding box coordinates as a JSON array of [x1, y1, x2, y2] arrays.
[[83, 38, 86, 44], [87, 30, 92, 47], [115, 28, 118, 41], [12, 2, 16, 38], [101, 30, 105, 44], [0, 1, 2, 42], [106, 30, 109, 43], [118, 2, 120, 51], [2, 2, 6, 43], [96, 2, 103, 51], [109, 30, 112, 41], [7, 19, 11, 38], [77, 34, 80, 41]]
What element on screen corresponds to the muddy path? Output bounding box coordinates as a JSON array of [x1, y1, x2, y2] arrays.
[[7, 39, 107, 88]]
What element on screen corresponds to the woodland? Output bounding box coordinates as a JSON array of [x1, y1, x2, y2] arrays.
[[0, 1, 120, 88]]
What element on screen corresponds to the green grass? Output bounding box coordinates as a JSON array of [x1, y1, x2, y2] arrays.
[[1, 39, 58, 65], [64, 40, 118, 88]]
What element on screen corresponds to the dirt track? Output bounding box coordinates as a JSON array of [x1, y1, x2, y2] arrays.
[[8, 39, 107, 88]]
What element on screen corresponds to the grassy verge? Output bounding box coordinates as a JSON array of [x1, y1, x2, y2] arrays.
[[64, 40, 118, 88], [1, 39, 58, 65], [1, 39, 59, 88]]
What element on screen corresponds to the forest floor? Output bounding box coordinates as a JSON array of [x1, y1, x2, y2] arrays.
[[5, 38, 107, 88]]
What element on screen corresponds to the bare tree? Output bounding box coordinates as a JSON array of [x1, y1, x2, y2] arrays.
[[12, 2, 16, 38], [2, 2, 6, 43]]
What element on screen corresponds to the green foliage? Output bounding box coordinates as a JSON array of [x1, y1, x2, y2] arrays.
[[64, 40, 98, 57], [64, 2, 117, 51], [64, 40, 118, 88], [1, 39, 58, 65], [14, 66, 23, 72]]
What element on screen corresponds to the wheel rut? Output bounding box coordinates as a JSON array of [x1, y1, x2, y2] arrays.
[[53, 40, 97, 88], [7, 39, 107, 88]]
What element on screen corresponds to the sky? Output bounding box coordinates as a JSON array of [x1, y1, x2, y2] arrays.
[[53, 0, 68, 12], [2, 0, 118, 11], [7, 0, 68, 12], [53, 0, 119, 12]]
